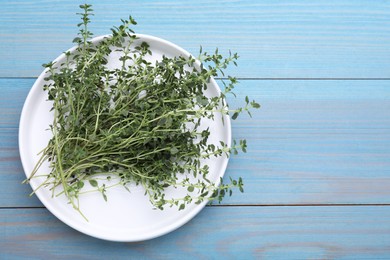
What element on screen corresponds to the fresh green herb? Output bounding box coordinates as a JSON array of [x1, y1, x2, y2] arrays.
[[25, 4, 259, 219]]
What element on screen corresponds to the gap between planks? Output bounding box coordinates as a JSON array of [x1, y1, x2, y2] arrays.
[[3, 77, 390, 81], [2, 204, 390, 210]]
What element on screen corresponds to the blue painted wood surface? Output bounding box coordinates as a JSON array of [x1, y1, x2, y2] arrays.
[[1, 0, 390, 258], [2, 79, 390, 207], [2, 207, 390, 259], [1, 0, 390, 78]]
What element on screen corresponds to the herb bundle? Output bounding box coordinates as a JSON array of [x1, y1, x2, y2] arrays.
[[26, 4, 259, 219]]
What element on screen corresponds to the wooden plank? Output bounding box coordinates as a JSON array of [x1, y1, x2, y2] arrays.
[[1, 0, 390, 78], [0, 129, 42, 207], [0, 79, 31, 128], [1, 79, 390, 206], [2, 78, 390, 128], [1, 206, 390, 259]]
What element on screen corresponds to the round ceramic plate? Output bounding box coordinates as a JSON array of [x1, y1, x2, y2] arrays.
[[19, 34, 231, 242]]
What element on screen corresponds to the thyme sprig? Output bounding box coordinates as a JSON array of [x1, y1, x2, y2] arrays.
[[25, 4, 259, 219]]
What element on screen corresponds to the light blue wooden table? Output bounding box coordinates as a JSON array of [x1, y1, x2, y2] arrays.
[[1, 1, 390, 259]]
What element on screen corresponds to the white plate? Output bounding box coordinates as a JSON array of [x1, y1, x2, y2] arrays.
[[19, 34, 231, 242]]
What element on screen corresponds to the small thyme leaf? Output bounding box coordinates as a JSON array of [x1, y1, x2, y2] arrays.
[[89, 179, 98, 187], [232, 112, 239, 120], [77, 181, 84, 189]]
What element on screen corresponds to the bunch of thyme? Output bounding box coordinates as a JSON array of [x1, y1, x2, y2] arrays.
[[25, 4, 259, 218]]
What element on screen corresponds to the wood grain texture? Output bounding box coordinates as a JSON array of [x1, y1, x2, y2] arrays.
[[2, 79, 389, 206], [1, 0, 390, 78], [1, 206, 390, 259], [2, 1, 390, 257]]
